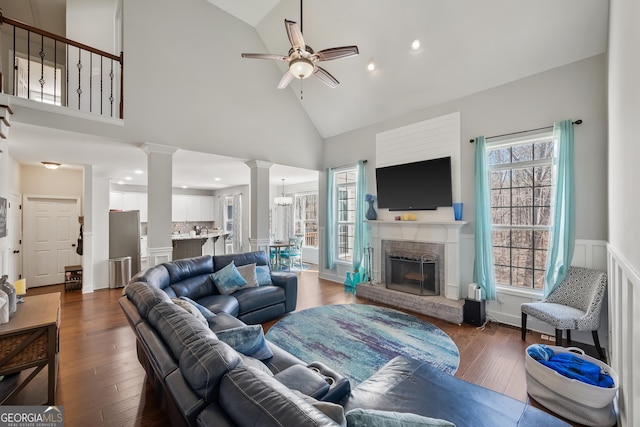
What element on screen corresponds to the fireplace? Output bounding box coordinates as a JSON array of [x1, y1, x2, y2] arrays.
[[356, 220, 466, 324], [381, 240, 445, 296], [385, 253, 439, 296]]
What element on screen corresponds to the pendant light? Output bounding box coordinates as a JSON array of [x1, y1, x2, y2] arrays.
[[274, 179, 293, 206]]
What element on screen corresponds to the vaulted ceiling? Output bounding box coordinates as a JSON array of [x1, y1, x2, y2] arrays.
[[2, 0, 609, 189]]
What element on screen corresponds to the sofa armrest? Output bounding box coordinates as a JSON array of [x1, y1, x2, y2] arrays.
[[270, 272, 297, 313]]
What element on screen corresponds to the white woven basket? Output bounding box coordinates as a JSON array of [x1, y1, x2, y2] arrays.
[[525, 345, 618, 408]]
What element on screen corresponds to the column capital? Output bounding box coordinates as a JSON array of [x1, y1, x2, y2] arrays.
[[245, 159, 273, 169], [140, 143, 178, 156]]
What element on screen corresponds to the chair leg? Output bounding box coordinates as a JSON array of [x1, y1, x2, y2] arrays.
[[566, 329, 572, 345], [521, 313, 527, 341], [592, 330, 607, 361], [555, 329, 563, 346]]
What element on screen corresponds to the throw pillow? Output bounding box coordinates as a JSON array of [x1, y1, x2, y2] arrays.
[[215, 325, 274, 360], [172, 298, 207, 326], [178, 296, 216, 319], [255, 265, 273, 286], [293, 390, 347, 426], [236, 263, 259, 288], [211, 261, 249, 295], [345, 409, 455, 427]]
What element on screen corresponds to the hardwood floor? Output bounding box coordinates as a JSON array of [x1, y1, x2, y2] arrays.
[[6, 266, 588, 426]]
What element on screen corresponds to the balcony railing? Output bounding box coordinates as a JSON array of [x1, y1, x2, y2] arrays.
[[0, 11, 123, 119]]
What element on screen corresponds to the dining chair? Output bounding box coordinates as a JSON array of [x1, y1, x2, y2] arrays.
[[281, 235, 304, 270], [521, 266, 608, 360]]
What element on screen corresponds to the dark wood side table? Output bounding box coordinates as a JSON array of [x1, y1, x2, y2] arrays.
[[0, 292, 61, 405]]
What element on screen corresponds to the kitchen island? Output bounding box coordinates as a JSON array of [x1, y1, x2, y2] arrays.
[[172, 230, 229, 260]]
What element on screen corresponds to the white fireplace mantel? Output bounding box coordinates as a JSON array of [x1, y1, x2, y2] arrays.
[[367, 220, 468, 300]]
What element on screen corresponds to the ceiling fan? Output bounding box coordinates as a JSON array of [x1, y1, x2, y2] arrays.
[[241, 0, 359, 91]]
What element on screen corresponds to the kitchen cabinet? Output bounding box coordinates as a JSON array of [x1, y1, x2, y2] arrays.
[[110, 191, 148, 222], [172, 195, 214, 222]]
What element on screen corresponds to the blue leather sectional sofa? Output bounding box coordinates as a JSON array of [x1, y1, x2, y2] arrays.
[[120, 251, 570, 426]]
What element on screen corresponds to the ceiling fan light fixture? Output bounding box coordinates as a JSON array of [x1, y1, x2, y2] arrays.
[[411, 39, 421, 50], [289, 58, 314, 79]]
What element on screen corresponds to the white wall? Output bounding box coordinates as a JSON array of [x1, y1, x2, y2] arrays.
[[92, 176, 110, 290], [20, 165, 84, 197], [607, 0, 640, 425]]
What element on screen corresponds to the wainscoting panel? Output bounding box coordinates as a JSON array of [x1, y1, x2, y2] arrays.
[[468, 239, 610, 348], [607, 244, 639, 427]]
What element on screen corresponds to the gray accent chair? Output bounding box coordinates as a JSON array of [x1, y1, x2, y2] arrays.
[[521, 266, 607, 360]]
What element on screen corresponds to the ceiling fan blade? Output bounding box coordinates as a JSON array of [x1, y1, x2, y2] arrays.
[[313, 66, 339, 88], [314, 46, 359, 62], [285, 19, 305, 51], [277, 71, 295, 89], [241, 53, 289, 61]]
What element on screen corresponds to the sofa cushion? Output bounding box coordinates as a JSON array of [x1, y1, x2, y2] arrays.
[[125, 281, 172, 319], [164, 255, 214, 283], [148, 302, 216, 360], [345, 409, 455, 427], [211, 261, 250, 295], [196, 294, 240, 317], [172, 298, 208, 325], [236, 263, 259, 287], [131, 264, 172, 292], [215, 325, 273, 360], [232, 285, 285, 314], [179, 334, 242, 403], [256, 265, 273, 286], [206, 312, 246, 332], [344, 356, 570, 427], [213, 251, 270, 271], [178, 296, 216, 319], [169, 274, 218, 301], [219, 366, 344, 427]]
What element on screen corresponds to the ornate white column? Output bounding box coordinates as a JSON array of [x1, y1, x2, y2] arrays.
[[142, 143, 177, 266], [245, 160, 272, 253]]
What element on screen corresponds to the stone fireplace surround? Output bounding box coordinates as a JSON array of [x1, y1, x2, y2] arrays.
[[356, 220, 466, 324]]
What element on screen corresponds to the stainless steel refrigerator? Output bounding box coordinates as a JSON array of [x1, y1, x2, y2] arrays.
[[109, 211, 141, 284]]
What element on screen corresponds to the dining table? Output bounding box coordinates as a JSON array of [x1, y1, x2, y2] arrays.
[[269, 241, 291, 270]]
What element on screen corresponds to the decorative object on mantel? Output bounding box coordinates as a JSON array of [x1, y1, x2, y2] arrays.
[[365, 193, 377, 220], [399, 212, 416, 221], [453, 203, 463, 221]]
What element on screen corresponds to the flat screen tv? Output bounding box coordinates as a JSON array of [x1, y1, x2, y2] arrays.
[[375, 157, 453, 211]]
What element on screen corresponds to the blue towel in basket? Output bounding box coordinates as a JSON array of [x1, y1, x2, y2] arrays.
[[527, 344, 614, 388]]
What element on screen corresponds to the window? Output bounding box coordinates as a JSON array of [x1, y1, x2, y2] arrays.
[[335, 168, 357, 261], [223, 196, 233, 242], [487, 133, 555, 290], [294, 193, 318, 248]]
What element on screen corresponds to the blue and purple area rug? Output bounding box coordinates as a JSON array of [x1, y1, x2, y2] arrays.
[[265, 304, 459, 386]]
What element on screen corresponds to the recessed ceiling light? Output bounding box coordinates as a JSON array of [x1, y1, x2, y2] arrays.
[[125, 176, 132, 181], [134, 170, 143, 175], [214, 177, 222, 182], [182, 185, 188, 189], [411, 39, 421, 50], [117, 181, 124, 185], [367, 61, 376, 71]]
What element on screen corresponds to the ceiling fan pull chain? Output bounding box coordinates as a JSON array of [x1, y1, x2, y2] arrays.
[[300, 79, 304, 100]]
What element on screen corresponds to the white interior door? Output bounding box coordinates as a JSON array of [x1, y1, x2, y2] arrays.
[[25, 197, 82, 287], [8, 194, 22, 282]]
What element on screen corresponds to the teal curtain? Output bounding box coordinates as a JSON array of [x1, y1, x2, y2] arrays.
[[544, 120, 576, 297], [352, 161, 368, 281], [473, 136, 496, 300], [324, 168, 336, 270]]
